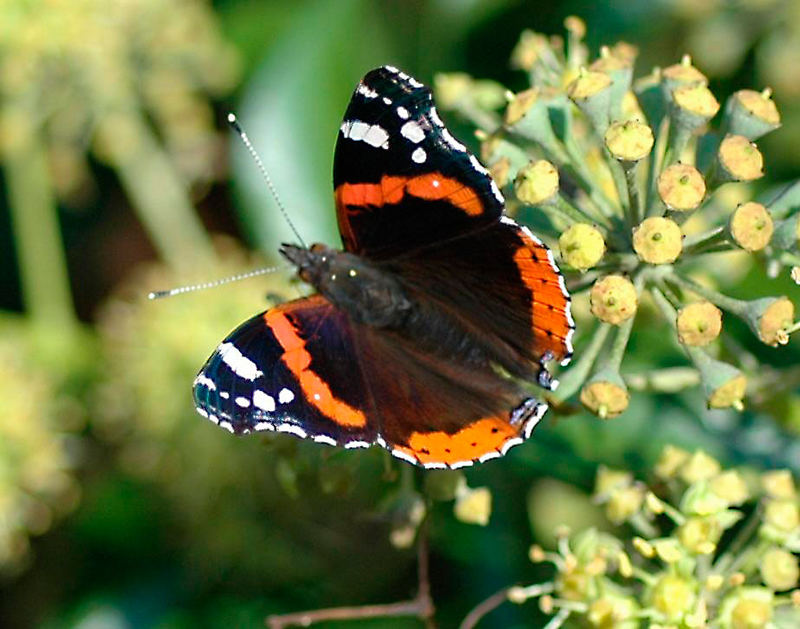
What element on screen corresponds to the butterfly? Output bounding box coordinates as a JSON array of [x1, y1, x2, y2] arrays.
[[193, 66, 574, 469]]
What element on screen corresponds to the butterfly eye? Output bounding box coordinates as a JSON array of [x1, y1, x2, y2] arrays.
[[299, 268, 313, 283]]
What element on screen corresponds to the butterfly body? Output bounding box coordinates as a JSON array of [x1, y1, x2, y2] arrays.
[[194, 66, 574, 468]]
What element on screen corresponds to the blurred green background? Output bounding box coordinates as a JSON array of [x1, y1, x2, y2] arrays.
[[1, 0, 799, 627]]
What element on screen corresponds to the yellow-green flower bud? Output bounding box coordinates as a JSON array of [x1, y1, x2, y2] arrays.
[[514, 159, 559, 205], [633, 536, 655, 558], [760, 547, 799, 591], [725, 89, 781, 141], [718, 134, 764, 182], [710, 470, 749, 506], [568, 69, 613, 133], [677, 301, 723, 346], [719, 587, 773, 629], [595, 466, 633, 496], [604, 484, 644, 523], [488, 157, 511, 188], [655, 444, 690, 479], [762, 470, 796, 500], [568, 69, 612, 100], [510, 30, 550, 71], [605, 120, 654, 162], [581, 379, 630, 420], [762, 499, 800, 542], [678, 516, 722, 554], [528, 544, 546, 563], [692, 351, 747, 410], [433, 73, 472, 110], [564, 15, 586, 40], [653, 538, 684, 563], [681, 450, 722, 484], [590, 275, 638, 324], [657, 163, 706, 211], [681, 481, 730, 515], [650, 574, 696, 621], [505, 88, 539, 126], [454, 485, 492, 526], [555, 564, 591, 601], [748, 296, 795, 346], [662, 54, 707, 90], [729, 202, 774, 252], [673, 84, 720, 121], [587, 594, 639, 629], [559, 223, 606, 271], [633, 217, 683, 264]]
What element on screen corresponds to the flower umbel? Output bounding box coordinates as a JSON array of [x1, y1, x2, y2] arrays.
[[499, 445, 800, 627], [437, 18, 798, 416]]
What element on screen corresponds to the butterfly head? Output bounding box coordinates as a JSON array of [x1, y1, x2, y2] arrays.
[[280, 243, 410, 328]]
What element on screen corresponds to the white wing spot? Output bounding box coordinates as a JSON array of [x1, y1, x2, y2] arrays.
[[400, 120, 425, 143], [344, 440, 370, 449], [357, 84, 378, 99], [278, 388, 295, 404], [341, 120, 390, 149], [235, 396, 251, 408], [253, 390, 276, 412], [277, 423, 307, 438], [412, 147, 427, 163], [195, 407, 208, 418], [194, 374, 217, 391], [396, 106, 410, 119], [383, 96, 392, 105], [313, 435, 337, 446], [254, 421, 275, 431], [432, 179, 440, 187], [218, 342, 263, 381], [220, 391, 230, 399], [219, 421, 235, 434]]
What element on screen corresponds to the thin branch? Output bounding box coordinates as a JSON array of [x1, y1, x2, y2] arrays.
[[460, 588, 511, 629], [266, 520, 435, 629]]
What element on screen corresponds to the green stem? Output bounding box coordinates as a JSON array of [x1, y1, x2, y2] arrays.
[[645, 118, 668, 216], [3, 120, 77, 326], [682, 226, 729, 254], [664, 272, 747, 316], [624, 367, 701, 393], [99, 110, 215, 271], [622, 160, 643, 226], [549, 323, 612, 402]]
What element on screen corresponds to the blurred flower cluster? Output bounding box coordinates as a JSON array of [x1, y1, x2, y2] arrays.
[[510, 445, 800, 628], [436, 18, 798, 419], [0, 320, 85, 573], [664, 0, 800, 171]]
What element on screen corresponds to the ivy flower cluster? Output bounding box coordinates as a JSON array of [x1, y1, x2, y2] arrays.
[[435, 18, 798, 418], [510, 445, 800, 628]]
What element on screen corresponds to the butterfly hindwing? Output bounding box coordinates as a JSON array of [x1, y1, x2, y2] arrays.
[[193, 295, 376, 446]]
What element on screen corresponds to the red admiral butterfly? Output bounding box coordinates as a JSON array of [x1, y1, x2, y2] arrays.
[[193, 66, 574, 469]]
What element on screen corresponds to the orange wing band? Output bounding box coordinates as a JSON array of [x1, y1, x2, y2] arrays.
[[513, 239, 572, 363], [335, 172, 484, 217], [265, 310, 368, 428], [391, 417, 518, 466]]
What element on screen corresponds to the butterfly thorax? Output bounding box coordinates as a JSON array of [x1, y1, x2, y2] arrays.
[[281, 243, 412, 328]]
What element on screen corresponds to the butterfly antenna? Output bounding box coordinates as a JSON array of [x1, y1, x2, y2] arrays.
[[148, 265, 285, 300], [227, 113, 307, 249]]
